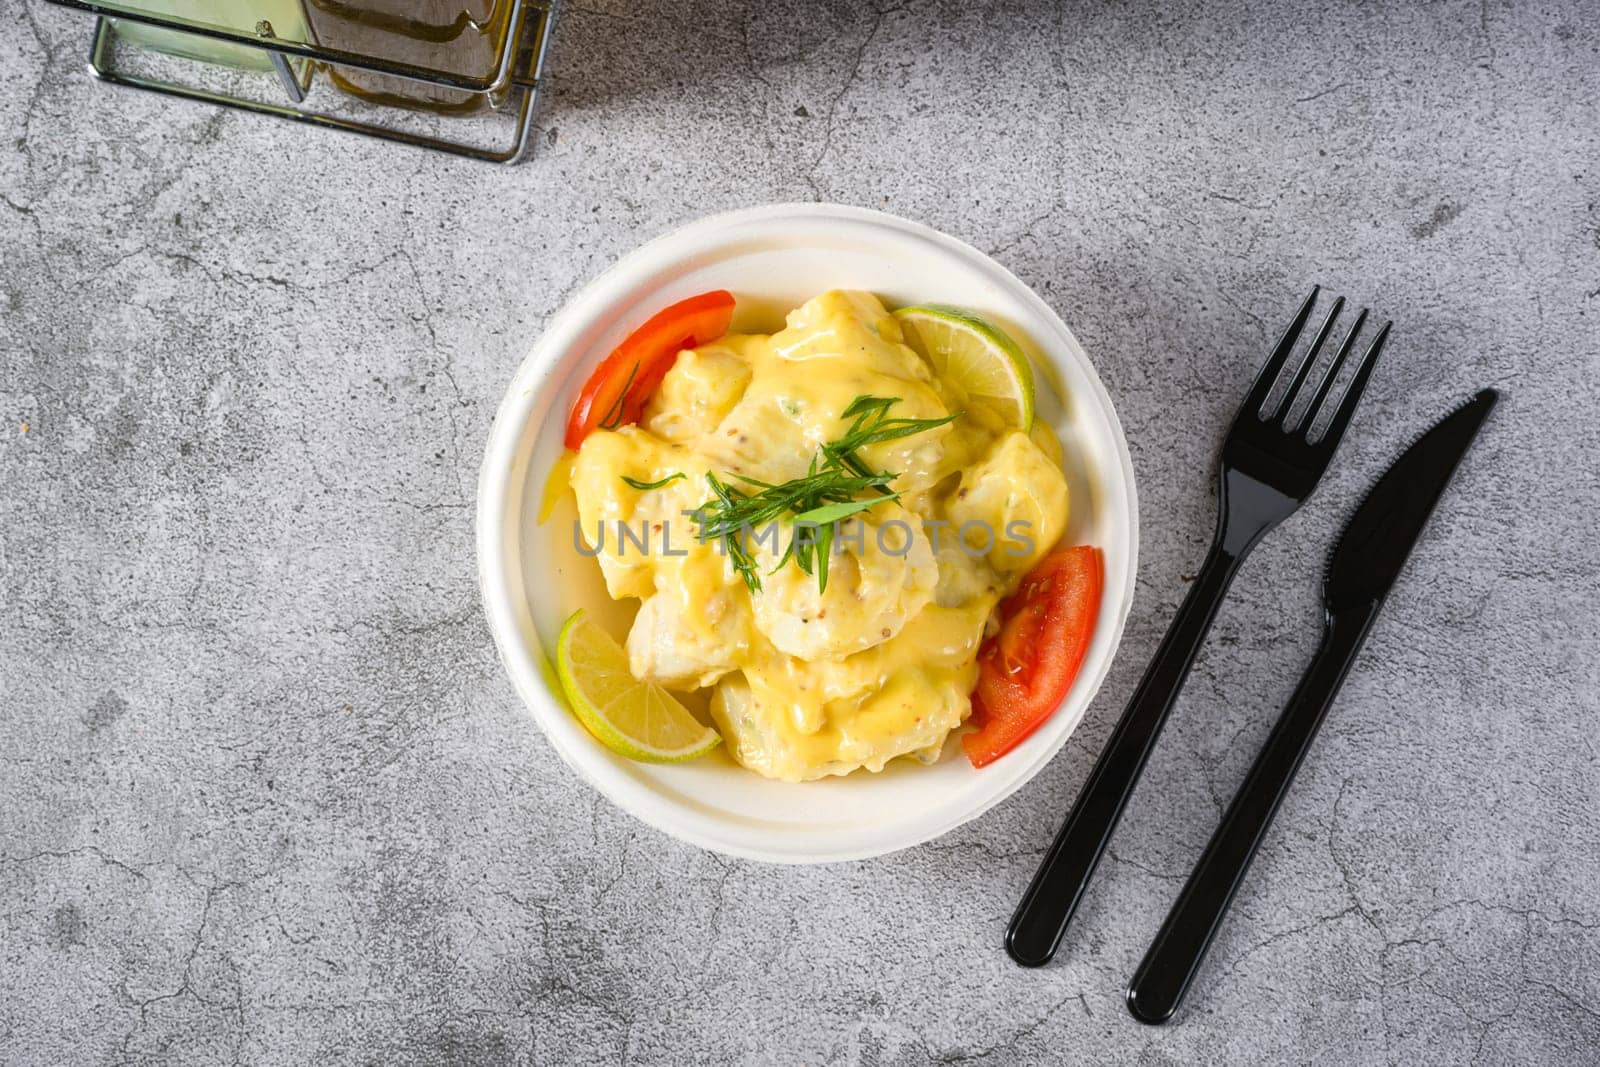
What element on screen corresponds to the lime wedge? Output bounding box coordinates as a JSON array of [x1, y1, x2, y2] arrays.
[[555, 610, 721, 762], [894, 304, 1035, 430]]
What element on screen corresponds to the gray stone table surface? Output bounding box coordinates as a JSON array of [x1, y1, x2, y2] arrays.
[[3, 1, 1598, 1063]]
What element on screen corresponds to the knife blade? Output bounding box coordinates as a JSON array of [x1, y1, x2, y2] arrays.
[[1126, 388, 1498, 1025], [1325, 387, 1499, 616]]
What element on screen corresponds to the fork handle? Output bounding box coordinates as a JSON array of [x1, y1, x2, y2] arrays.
[[1125, 606, 1379, 1023], [1006, 543, 1246, 967]]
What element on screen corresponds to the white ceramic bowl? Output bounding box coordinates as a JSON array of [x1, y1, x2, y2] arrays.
[[478, 204, 1137, 864]]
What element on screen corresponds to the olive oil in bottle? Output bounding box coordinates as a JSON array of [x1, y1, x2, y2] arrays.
[[106, 0, 310, 72], [301, 0, 514, 114]]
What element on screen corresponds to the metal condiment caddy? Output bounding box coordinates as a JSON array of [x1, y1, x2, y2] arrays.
[[44, 0, 558, 163]]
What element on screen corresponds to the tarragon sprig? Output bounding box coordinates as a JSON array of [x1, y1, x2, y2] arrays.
[[690, 395, 959, 594], [621, 472, 686, 491]]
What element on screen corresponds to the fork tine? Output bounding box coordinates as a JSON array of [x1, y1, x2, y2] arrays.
[[1301, 308, 1368, 421], [1275, 296, 1345, 424], [1243, 286, 1320, 418], [1310, 318, 1390, 452]]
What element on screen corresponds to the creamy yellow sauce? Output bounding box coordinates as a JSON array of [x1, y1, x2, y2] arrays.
[[567, 291, 1069, 781]]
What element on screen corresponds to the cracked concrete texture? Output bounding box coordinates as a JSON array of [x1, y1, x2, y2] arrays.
[[2, 0, 1598, 1062]]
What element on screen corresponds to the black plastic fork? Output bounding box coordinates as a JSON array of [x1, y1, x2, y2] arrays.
[[1006, 288, 1391, 967]]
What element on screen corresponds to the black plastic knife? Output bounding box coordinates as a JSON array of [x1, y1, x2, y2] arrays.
[[1125, 388, 1499, 1025]]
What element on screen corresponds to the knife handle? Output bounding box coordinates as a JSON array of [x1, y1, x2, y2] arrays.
[[1126, 605, 1380, 1024], [1006, 543, 1246, 967]]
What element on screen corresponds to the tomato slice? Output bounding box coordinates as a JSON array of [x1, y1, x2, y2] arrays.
[[964, 545, 1103, 768], [564, 290, 736, 450]]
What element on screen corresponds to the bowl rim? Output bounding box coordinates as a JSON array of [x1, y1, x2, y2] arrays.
[[476, 202, 1138, 863]]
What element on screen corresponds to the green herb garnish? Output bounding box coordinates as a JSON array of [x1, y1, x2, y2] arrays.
[[824, 394, 960, 477], [692, 396, 959, 594], [792, 496, 895, 525], [622, 472, 686, 491], [597, 362, 639, 431], [697, 471, 764, 595]]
